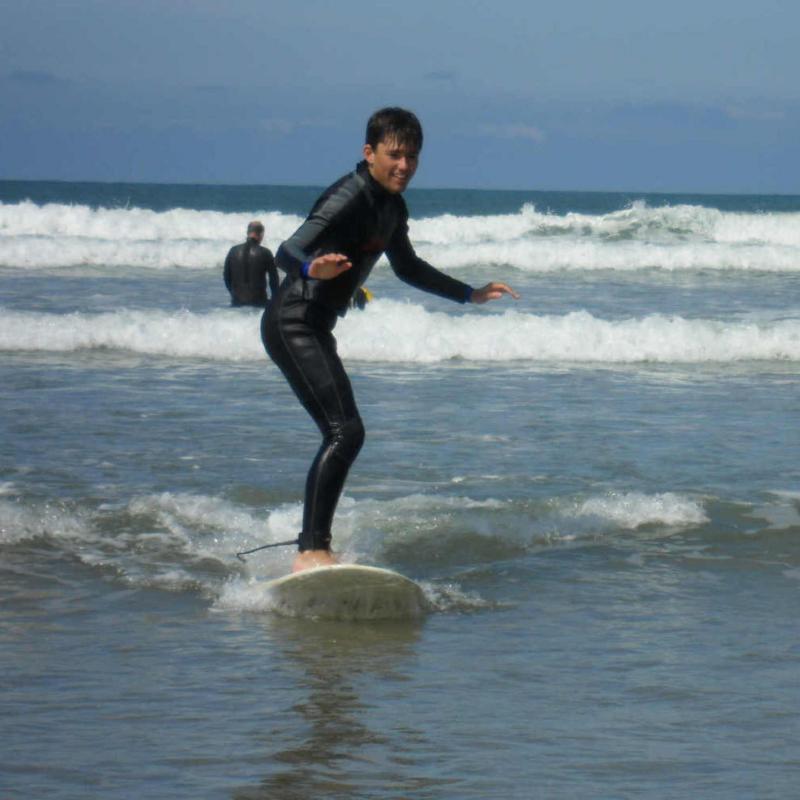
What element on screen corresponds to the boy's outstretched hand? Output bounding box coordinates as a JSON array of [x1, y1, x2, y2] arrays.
[[308, 253, 353, 280], [471, 282, 520, 304]]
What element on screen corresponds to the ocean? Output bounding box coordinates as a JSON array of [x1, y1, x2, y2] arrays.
[[1, 178, 799, 798]]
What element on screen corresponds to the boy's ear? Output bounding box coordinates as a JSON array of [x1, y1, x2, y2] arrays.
[[363, 143, 375, 164]]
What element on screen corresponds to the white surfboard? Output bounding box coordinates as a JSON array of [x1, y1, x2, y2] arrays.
[[263, 564, 428, 621]]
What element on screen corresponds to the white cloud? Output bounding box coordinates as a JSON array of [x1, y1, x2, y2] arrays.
[[478, 123, 547, 143]]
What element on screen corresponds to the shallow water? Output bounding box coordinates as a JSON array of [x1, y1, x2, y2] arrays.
[[2, 181, 800, 797]]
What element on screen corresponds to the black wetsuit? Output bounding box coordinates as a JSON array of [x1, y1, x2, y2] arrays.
[[224, 239, 279, 307], [262, 161, 474, 551]]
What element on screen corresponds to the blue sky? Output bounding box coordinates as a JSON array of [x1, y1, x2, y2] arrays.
[[1, 0, 798, 193]]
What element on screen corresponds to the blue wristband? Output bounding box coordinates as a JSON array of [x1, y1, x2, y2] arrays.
[[301, 261, 311, 279], [466, 287, 474, 303]]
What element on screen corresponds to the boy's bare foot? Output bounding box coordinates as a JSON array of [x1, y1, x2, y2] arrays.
[[292, 549, 339, 573]]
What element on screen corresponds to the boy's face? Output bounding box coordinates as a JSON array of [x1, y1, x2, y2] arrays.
[[363, 137, 419, 194]]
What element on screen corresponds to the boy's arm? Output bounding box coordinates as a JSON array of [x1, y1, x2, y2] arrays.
[[275, 177, 361, 279], [385, 220, 474, 304]]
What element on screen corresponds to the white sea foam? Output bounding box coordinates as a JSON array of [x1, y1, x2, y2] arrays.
[[3, 300, 799, 364], [417, 238, 800, 273], [0, 489, 706, 555], [568, 491, 709, 530], [1, 488, 711, 609], [0, 200, 302, 269], [0, 497, 90, 545], [413, 202, 800, 247], [0, 489, 518, 610], [125, 490, 301, 570], [2, 199, 800, 272]]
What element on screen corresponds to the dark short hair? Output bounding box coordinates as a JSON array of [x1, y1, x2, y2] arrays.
[[247, 220, 264, 235], [365, 107, 423, 152]]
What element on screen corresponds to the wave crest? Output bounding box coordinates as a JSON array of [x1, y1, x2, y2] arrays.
[[2, 301, 799, 364], [348, 304, 800, 363], [3, 199, 799, 272]]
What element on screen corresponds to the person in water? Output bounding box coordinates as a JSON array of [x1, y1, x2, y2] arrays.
[[224, 220, 280, 307], [262, 107, 519, 572]]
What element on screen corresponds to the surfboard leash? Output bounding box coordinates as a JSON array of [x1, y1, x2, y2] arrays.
[[236, 538, 299, 562]]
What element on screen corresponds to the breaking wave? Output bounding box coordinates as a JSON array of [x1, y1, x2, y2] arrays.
[[3, 199, 800, 273], [2, 301, 799, 364]]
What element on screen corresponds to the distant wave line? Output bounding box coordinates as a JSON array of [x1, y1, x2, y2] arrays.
[[3, 198, 800, 272]]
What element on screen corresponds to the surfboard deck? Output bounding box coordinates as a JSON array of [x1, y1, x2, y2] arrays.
[[262, 564, 428, 621]]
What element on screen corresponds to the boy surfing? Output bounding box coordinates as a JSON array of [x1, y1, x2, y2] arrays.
[[262, 107, 518, 572]]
